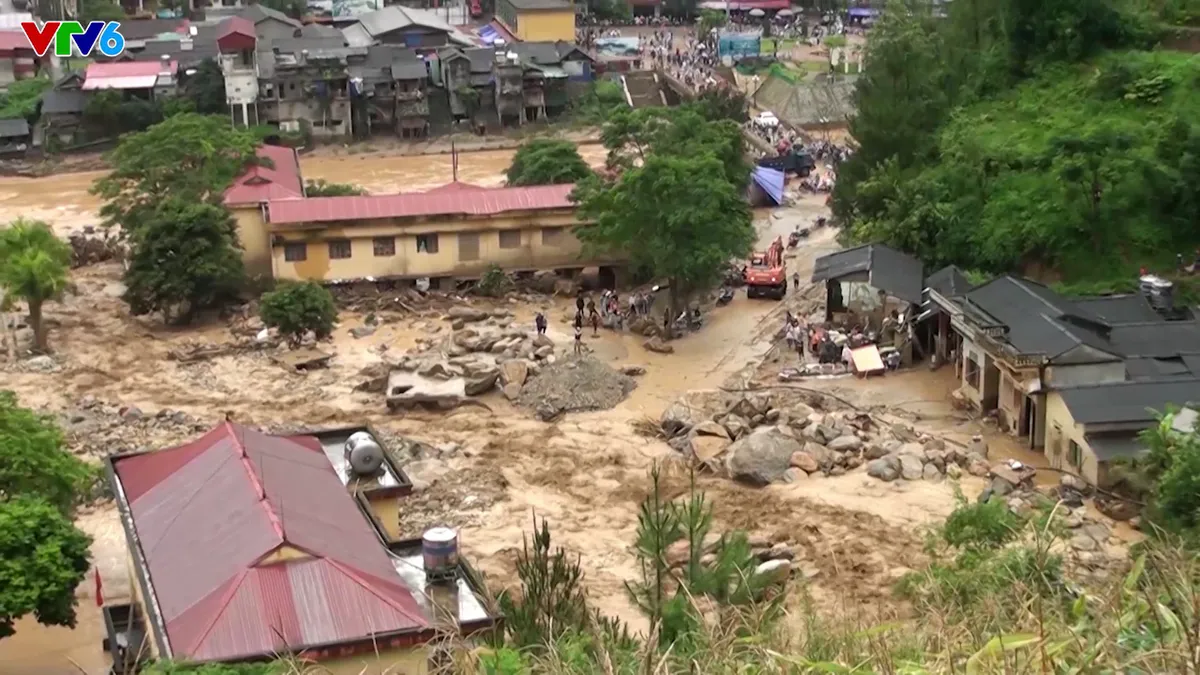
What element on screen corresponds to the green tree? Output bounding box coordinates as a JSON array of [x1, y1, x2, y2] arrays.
[[77, 0, 126, 23], [0, 77, 52, 121], [600, 106, 750, 189], [0, 390, 95, 515], [0, 219, 71, 353], [256, 0, 307, 19], [180, 59, 228, 116], [122, 199, 245, 323], [693, 86, 749, 123], [0, 496, 92, 639], [91, 114, 263, 232], [572, 153, 754, 324], [506, 139, 594, 186], [304, 179, 366, 196], [259, 281, 338, 344], [141, 661, 286, 674]]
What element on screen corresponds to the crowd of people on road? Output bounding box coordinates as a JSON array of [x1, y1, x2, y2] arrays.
[[644, 31, 722, 92]]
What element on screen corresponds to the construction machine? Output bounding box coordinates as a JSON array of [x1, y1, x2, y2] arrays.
[[744, 236, 787, 300]]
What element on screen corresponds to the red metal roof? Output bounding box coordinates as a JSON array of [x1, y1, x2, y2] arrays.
[[0, 31, 31, 51], [267, 183, 576, 225], [224, 145, 305, 206], [112, 423, 429, 662], [423, 181, 487, 193], [217, 16, 257, 51], [84, 61, 176, 79]]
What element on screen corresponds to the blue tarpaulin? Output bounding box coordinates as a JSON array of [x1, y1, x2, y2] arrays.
[[718, 33, 761, 62], [752, 167, 786, 205], [847, 7, 878, 17], [479, 25, 502, 44]]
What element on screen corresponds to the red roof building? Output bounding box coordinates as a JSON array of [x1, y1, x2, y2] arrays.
[[82, 61, 178, 91], [266, 182, 576, 226], [110, 423, 432, 662], [224, 144, 305, 206], [0, 31, 38, 81]]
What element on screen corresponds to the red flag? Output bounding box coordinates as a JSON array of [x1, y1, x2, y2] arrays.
[[94, 569, 104, 607]]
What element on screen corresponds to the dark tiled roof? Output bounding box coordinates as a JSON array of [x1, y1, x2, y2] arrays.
[[41, 88, 87, 114], [240, 3, 303, 27], [1126, 357, 1196, 380], [1107, 321, 1200, 358], [1073, 294, 1163, 324], [0, 118, 29, 137], [390, 48, 427, 80], [810, 243, 924, 304], [1085, 434, 1148, 462], [119, 18, 189, 41], [512, 41, 563, 65], [924, 264, 972, 298], [961, 277, 1116, 359], [1059, 378, 1200, 425]]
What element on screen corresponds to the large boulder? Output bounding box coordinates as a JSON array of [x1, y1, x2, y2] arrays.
[[690, 435, 731, 463], [644, 337, 674, 354], [867, 456, 900, 481], [729, 393, 772, 420], [789, 451, 820, 473], [827, 435, 863, 452], [692, 420, 731, 440], [899, 454, 925, 481], [464, 370, 500, 396], [662, 401, 705, 436], [499, 359, 530, 387], [448, 306, 489, 322], [802, 441, 834, 469], [725, 427, 804, 486]]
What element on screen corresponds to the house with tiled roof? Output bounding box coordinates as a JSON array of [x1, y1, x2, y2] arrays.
[[224, 144, 304, 278], [922, 269, 1200, 485], [103, 422, 496, 674]]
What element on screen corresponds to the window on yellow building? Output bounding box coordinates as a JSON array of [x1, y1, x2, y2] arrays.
[[498, 230, 521, 249], [542, 227, 563, 246], [1068, 440, 1082, 468], [459, 232, 480, 261], [373, 236, 396, 257], [283, 243, 307, 262], [417, 234, 439, 254], [328, 239, 352, 259]]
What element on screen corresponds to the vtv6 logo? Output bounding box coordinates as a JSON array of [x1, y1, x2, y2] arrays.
[[20, 21, 126, 58]]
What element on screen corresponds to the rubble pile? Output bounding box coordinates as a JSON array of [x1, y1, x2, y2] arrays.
[[519, 356, 637, 421], [384, 305, 559, 408], [657, 389, 987, 485], [55, 396, 210, 461], [68, 230, 126, 269]]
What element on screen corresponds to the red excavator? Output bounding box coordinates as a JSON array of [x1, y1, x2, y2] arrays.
[[744, 237, 787, 300]]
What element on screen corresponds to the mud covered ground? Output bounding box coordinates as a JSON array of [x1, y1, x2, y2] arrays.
[[0, 156, 1008, 674]]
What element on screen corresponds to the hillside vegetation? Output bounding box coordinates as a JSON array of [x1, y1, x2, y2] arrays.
[[835, 0, 1200, 291]]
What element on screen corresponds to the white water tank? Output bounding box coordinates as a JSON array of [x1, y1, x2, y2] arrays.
[[343, 432, 384, 476], [422, 527, 459, 582]]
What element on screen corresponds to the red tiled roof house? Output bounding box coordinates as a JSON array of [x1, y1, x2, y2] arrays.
[[223, 144, 304, 279], [105, 422, 496, 673]]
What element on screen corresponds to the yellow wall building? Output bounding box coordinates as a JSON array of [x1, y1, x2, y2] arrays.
[[261, 182, 618, 283], [495, 0, 576, 43]]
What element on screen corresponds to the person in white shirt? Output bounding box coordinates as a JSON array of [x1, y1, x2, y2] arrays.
[[785, 323, 798, 351]]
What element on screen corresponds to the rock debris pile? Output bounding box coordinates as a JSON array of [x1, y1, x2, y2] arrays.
[[519, 355, 637, 421]]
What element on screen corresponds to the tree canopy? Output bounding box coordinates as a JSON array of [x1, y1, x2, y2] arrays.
[[122, 199, 246, 323], [180, 59, 228, 116], [304, 179, 366, 196], [91, 114, 263, 231], [573, 105, 754, 319], [0, 496, 92, 639], [0, 390, 95, 515], [0, 219, 71, 353], [259, 281, 338, 344], [506, 139, 594, 186], [832, 0, 1191, 285]]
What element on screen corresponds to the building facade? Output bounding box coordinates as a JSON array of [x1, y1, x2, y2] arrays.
[[495, 0, 576, 43]]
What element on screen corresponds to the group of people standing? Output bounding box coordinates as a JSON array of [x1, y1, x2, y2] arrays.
[[555, 289, 658, 355]]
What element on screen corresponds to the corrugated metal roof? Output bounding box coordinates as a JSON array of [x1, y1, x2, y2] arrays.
[[112, 422, 429, 662], [810, 243, 924, 304], [0, 118, 30, 137], [82, 75, 163, 90], [225, 145, 305, 206], [83, 61, 177, 90], [0, 30, 31, 51], [216, 16, 256, 42], [268, 183, 576, 225], [41, 89, 88, 115], [1059, 378, 1200, 425]]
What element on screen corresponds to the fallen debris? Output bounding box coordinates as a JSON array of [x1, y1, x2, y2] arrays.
[[519, 355, 636, 420], [272, 348, 332, 371]]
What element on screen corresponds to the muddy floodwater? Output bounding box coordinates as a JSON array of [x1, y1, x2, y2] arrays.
[[0, 143, 610, 237], [0, 148, 1059, 675]]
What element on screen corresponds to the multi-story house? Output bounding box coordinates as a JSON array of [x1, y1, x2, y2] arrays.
[[217, 16, 260, 127]]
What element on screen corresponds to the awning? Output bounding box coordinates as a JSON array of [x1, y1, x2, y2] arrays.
[[1085, 434, 1147, 462], [699, 0, 789, 9], [82, 75, 160, 90], [751, 166, 785, 205]]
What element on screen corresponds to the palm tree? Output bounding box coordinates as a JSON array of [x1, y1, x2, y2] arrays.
[[0, 219, 71, 354]]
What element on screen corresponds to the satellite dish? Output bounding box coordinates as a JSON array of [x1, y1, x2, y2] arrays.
[[344, 432, 384, 476]]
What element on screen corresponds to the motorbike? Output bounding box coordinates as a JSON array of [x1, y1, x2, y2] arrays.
[[787, 229, 810, 249], [716, 286, 735, 306]]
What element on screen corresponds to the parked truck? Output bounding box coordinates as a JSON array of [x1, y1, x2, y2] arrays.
[[756, 149, 816, 178], [744, 236, 787, 300]]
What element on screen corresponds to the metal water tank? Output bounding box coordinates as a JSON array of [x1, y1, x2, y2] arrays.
[[422, 527, 459, 582], [343, 432, 384, 476]]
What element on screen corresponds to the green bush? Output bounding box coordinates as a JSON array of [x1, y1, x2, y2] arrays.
[[259, 280, 338, 344]]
